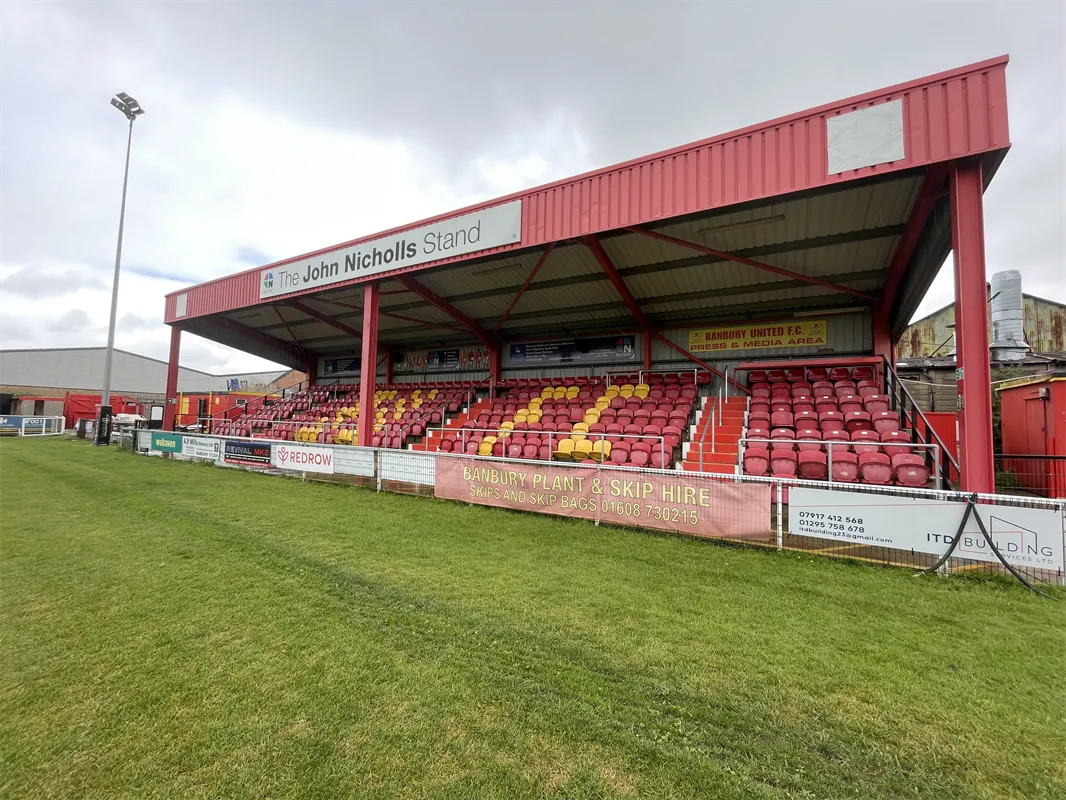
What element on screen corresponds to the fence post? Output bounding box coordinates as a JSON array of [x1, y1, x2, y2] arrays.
[[775, 481, 783, 551]]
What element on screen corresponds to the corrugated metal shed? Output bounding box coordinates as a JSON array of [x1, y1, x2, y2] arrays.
[[896, 293, 1065, 359]]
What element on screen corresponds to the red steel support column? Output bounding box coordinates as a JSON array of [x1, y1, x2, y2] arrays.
[[872, 314, 893, 366], [357, 282, 380, 447], [950, 160, 994, 493], [304, 357, 317, 388], [163, 325, 181, 430]]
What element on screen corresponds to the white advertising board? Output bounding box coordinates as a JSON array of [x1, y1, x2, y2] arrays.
[[272, 443, 336, 474], [183, 435, 221, 461], [259, 200, 522, 299], [789, 487, 1063, 572]]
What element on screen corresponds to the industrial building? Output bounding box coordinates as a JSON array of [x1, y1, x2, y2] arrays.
[[0, 347, 292, 417]]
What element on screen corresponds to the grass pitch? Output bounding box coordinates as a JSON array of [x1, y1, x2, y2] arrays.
[[1, 436, 1063, 799]]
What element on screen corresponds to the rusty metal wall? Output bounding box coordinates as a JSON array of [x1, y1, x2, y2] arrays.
[[897, 295, 1065, 359]]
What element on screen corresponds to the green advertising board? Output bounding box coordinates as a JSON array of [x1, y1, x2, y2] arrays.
[[150, 432, 183, 454]]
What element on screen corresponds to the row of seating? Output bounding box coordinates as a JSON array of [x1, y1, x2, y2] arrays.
[[442, 435, 672, 468], [746, 427, 915, 454], [748, 366, 876, 383], [744, 448, 929, 486]]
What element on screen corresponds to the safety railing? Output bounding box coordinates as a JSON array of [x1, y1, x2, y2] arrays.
[[995, 454, 1066, 499], [604, 369, 699, 387], [697, 367, 730, 474], [446, 426, 672, 468], [739, 437, 942, 488], [3, 416, 66, 436], [882, 355, 959, 489]]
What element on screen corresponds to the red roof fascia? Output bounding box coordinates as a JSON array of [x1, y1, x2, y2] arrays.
[[165, 56, 1010, 324]]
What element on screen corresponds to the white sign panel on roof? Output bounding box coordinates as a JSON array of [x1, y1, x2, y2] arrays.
[[789, 487, 1064, 572], [826, 99, 905, 175], [259, 200, 522, 299]]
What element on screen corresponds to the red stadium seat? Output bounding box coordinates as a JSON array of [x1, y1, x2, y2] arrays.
[[852, 366, 875, 381], [795, 429, 822, 452], [830, 450, 859, 482], [770, 428, 796, 449], [629, 443, 651, 467], [880, 429, 913, 455], [892, 453, 930, 486], [829, 367, 851, 381], [798, 450, 828, 480], [744, 447, 769, 476], [807, 367, 829, 382], [872, 411, 901, 434], [748, 370, 768, 383], [851, 429, 881, 455], [859, 452, 892, 484], [770, 448, 798, 478], [771, 411, 794, 429], [863, 395, 890, 413], [822, 428, 851, 453], [845, 410, 873, 432]]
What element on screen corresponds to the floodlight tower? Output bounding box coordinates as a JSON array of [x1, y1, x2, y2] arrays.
[[96, 92, 144, 445]]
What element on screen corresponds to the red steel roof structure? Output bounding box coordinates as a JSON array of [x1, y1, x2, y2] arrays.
[[162, 56, 1012, 491]]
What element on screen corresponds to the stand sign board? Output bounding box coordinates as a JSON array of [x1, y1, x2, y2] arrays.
[[788, 487, 1064, 572]]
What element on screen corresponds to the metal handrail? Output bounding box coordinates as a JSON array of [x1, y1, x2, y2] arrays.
[[449, 426, 670, 466], [740, 436, 942, 488], [881, 355, 959, 489], [697, 367, 729, 474]]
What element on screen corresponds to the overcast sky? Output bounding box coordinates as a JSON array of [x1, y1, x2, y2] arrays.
[[1, 1, 1063, 373]]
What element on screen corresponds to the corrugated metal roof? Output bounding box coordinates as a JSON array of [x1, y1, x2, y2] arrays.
[[165, 57, 1011, 333]]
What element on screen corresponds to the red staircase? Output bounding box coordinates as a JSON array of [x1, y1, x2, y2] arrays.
[[410, 398, 492, 451], [682, 397, 746, 474]]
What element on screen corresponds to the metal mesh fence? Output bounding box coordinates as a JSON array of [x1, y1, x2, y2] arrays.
[[132, 431, 1065, 586]]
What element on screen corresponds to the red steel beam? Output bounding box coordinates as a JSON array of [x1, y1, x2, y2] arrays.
[[651, 332, 748, 394], [493, 243, 555, 335], [212, 315, 305, 364], [397, 275, 493, 345], [288, 299, 366, 343], [878, 164, 949, 319], [583, 235, 650, 329], [357, 283, 380, 447], [625, 227, 877, 302]]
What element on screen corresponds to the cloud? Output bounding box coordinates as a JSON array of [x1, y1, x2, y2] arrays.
[[46, 309, 97, 334], [0, 267, 107, 298]]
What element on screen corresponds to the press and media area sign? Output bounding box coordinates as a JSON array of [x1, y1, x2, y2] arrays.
[[689, 320, 828, 354], [0, 416, 22, 436], [259, 200, 523, 299], [509, 335, 636, 365], [789, 487, 1064, 572]]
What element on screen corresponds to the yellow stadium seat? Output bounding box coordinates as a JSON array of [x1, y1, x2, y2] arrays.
[[478, 441, 494, 456], [590, 439, 611, 462], [572, 439, 593, 460], [553, 387, 566, 399], [565, 386, 579, 398], [514, 413, 528, 423], [553, 438, 576, 460], [620, 384, 635, 397], [595, 398, 609, 410], [483, 435, 497, 445], [541, 387, 554, 399], [605, 386, 619, 397], [527, 398, 542, 408], [500, 421, 514, 430], [526, 411, 541, 423], [571, 422, 589, 441]]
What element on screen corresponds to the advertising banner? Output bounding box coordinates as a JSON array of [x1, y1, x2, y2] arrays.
[[436, 458, 770, 539], [788, 487, 1064, 571], [272, 443, 336, 474], [223, 440, 272, 468], [259, 200, 522, 299], [0, 416, 22, 436], [150, 432, 183, 454], [324, 356, 360, 376], [395, 346, 490, 374], [183, 436, 221, 461], [509, 335, 636, 366], [689, 320, 827, 354]]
